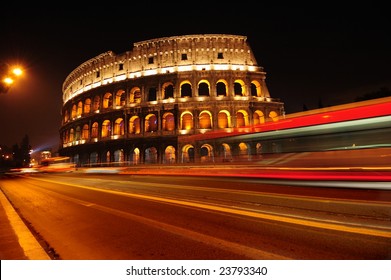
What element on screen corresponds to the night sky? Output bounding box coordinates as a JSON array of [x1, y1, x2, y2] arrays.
[[1, 6, 390, 153]]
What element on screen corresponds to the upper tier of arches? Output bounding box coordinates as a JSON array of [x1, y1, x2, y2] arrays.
[[62, 34, 263, 104]]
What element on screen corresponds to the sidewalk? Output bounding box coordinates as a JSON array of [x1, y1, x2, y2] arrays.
[[0, 187, 50, 260]]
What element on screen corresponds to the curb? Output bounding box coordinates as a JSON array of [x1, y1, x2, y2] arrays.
[[0, 189, 50, 260]]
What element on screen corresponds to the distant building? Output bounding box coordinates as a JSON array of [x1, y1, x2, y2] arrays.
[[59, 34, 284, 165]]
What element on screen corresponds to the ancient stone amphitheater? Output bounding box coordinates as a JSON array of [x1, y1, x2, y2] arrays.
[[59, 34, 284, 166]]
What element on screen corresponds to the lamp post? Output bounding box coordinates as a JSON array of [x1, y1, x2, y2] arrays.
[[0, 63, 23, 94]]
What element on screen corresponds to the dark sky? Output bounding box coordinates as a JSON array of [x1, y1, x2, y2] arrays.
[[1, 6, 390, 153]]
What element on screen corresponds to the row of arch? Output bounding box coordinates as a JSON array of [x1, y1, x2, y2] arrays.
[[63, 78, 266, 124], [61, 109, 279, 146], [72, 140, 263, 166]]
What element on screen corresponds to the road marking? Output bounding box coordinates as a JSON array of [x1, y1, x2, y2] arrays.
[[50, 174, 391, 207], [87, 202, 288, 259], [30, 177, 391, 238], [0, 189, 51, 260], [21, 178, 287, 259]]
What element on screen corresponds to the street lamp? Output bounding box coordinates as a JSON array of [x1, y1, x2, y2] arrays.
[[0, 63, 23, 94]]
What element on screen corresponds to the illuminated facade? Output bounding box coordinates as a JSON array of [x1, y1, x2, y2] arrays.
[[59, 34, 284, 165]]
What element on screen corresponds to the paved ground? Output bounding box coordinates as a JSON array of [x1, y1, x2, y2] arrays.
[[1, 148, 390, 260], [0, 186, 50, 260]]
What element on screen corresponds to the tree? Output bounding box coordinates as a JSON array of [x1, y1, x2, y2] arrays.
[[12, 143, 21, 167], [20, 134, 31, 167], [10, 135, 31, 168]]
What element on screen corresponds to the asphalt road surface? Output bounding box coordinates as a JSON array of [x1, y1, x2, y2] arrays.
[[1, 172, 390, 260]]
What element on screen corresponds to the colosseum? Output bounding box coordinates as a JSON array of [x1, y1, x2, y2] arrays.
[[59, 34, 285, 166]]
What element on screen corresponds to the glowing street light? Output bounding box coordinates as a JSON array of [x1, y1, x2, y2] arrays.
[[0, 63, 24, 94]]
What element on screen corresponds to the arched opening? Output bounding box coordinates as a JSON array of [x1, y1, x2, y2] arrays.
[[164, 146, 176, 163], [199, 111, 212, 129]]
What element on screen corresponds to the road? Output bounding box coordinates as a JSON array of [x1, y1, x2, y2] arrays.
[[1, 171, 390, 260]]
